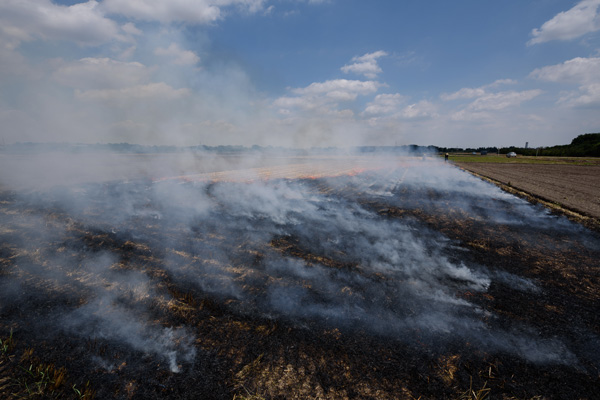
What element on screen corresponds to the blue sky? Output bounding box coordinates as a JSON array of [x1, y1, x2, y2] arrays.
[[1, 0, 599, 148]]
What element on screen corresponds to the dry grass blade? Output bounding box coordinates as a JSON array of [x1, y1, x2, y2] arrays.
[[460, 377, 490, 400]]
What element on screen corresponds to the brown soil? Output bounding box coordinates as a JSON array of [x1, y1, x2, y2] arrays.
[[454, 162, 600, 221]]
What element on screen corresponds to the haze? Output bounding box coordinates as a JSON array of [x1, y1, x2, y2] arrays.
[[0, 0, 599, 149]]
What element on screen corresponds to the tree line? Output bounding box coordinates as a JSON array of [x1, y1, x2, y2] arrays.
[[497, 133, 600, 157], [2, 133, 599, 157], [437, 133, 600, 157]]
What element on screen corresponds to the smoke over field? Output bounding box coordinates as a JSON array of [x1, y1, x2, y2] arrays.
[[0, 153, 599, 399]]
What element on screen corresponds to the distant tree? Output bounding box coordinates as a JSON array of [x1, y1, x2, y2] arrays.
[[499, 133, 600, 157]]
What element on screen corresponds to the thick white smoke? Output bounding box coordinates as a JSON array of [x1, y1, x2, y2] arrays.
[[1, 155, 592, 368]]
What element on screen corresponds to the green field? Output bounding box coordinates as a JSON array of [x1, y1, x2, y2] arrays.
[[445, 154, 600, 165]]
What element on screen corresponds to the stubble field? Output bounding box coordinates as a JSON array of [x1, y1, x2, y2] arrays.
[[0, 154, 599, 399]]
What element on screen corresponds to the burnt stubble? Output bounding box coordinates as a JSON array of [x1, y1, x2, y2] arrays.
[[0, 160, 599, 399]]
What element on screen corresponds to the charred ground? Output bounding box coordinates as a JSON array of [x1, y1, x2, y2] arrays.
[[0, 161, 599, 399]]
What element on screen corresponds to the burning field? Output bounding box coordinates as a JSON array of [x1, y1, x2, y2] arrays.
[[0, 154, 599, 399]]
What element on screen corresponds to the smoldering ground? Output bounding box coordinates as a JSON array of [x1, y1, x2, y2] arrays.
[[1, 153, 599, 379]]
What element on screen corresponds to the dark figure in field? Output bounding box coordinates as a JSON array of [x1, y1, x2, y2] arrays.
[[445, 153, 449, 162]]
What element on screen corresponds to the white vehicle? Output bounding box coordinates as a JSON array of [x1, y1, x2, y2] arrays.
[[506, 151, 517, 158]]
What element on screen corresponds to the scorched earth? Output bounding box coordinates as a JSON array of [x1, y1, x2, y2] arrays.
[[0, 154, 598, 399]]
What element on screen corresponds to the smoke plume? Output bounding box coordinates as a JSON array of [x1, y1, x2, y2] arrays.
[[2, 154, 596, 371]]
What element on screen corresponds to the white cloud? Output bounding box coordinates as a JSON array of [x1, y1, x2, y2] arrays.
[[53, 58, 152, 90], [263, 5, 275, 15], [530, 57, 600, 84], [531, 57, 600, 107], [467, 90, 542, 111], [155, 43, 200, 65], [440, 87, 486, 101], [398, 100, 437, 119], [102, 0, 267, 24], [488, 78, 518, 87], [364, 93, 407, 114], [274, 79, 382, 119], [528, 0, 600, 45], [341, 50, 388, 79], [0, 0, 120, 46], [75, 82, 191, 101], [441, 79, 517, 101], [444, 82, 542, 121], [292, 79, 381, 99], [102, 0, 217, 24], [563, 83, 600, 106], [449, 109, 491, 122], [273, 96, 314, 111], [121, 22, 142, 36]]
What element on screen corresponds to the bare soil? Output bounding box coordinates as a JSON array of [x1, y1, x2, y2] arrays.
[[454, 162, 600, 221]]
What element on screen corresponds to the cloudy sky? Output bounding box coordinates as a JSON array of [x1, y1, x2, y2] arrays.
[[1, 0, 599, 148]]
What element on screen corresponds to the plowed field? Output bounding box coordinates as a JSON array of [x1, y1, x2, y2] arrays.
[[454, 162, 600, 220]]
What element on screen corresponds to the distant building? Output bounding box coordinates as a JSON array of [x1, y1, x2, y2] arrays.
[[525, 142, 528, 149]]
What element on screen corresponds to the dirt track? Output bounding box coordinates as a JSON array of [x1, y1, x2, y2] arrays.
[[454, 162, 600, 220]]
